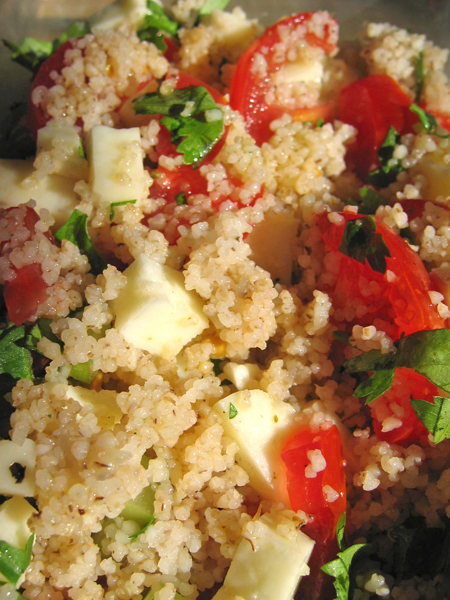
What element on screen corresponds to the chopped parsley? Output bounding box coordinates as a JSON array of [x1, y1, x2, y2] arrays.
[[338, 216, 391, 274], [55, 209, 107, 276], [133, 85, 224, 167], [368, 126, 406, 188], [175, 192, 187, 205], [228, 403, 238, 419], [198, 0, 231, 16], [137, 1, 179, 52], [411, 396, 450, 443], [129, 517, 156, 541], [410, 103, 450, 139], [0, 322, 34, 381], [414, 50, 425, 104], [0, 534, 34, 586], [358, 187, 388, 215]]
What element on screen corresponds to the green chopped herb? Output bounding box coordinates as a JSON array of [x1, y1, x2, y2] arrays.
[[78, 140, 85, 159], [0, 323, 34, 381], [399, 226, 416, 245], [336, 512, 346, 551], [129, 517, 156, 541], [228, 403, 238, 419], [358, 187, 387, 215], [410, 104, 450, 139], [368, 126, 406, 188], [316, 117, 325, 128], [414, 50, 425, 104], [109, 200, 137, 221], [339, 215, 391, 274], [198, 0, 231, 15], [69, 360, 98, 385], [322, 538, 367, 600], [0, 534, 34, 585], [55, 209, 107, 276], [133, 85, 224, 167], [332, 330, 353, 346], [411, 396, 450, 443], [175, 192, 187, 205], [137, 1, 179, 52]]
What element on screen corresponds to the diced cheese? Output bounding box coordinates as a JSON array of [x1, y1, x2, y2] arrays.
[[420, 153, 450, 200], [222, 362, 261, 390], [0, 159, 79, 229], [0, 439, 36, 497], [89, 0, 152, 31], [202, 9, 260, 61], [247, 211, 300, 285], [66, 386, 123, 429], [212, 514, 314, 600], [86, 125, 147, 206], [213, 390, 295, 502], [112, 254, 209, 359], [37, 124, 88, 180], [0, 497, 37, 587], [273, 58, 324, 86]]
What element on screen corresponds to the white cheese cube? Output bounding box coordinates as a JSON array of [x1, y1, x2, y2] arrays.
[[420, 153, 450, 201], [0, 159, 79, 229], [202, 8, 260, 62], [66, 386, 122, 429], [247, 211, 300, 285], [37, 124, 88, 180], [86, 125, 147, 206], [273, 58, 324, 86], [89, 0, 152, 31], [0, 439, 36, 497], [112, 255, 209, 359], [212, 514, 314, 600], [213, 390, 295, 501], [222, 362, 261, 390]]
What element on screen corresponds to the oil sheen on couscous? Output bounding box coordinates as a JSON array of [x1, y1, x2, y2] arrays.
[[2, 1, 450, 599]]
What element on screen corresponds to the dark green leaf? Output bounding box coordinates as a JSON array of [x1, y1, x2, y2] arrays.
[[109, 200, 137, 221], [0, 534, 34, 585], [133, 85, 224, 166], [368, 126, 406, 188], [339, 216, 391, 274], [332, 331, 352, 346], [198, 0, 231, 15], [414, 50, 425, 104], [137, 26, 167, 52], [2, 37, 52, 73], [211, 358, 222, 376], [55, 210, 107, 276], [129, 517, 156, 541], [399, 226, 415, 245], [358, 187, 387, 215], [411, 396, 450, 443], [410, 103, 450, 139], [336, 512, 346, 551], [142, 0, 179, 36], [175, 192, 187, 206], [0, 323, 33, 381], [228, 403, 238, 419], [354, 369, 395, 404], [322, 543, 367, 600]]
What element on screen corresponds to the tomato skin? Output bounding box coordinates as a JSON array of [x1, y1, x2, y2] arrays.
[[3, 263, 49, 326], [316, 211, 446, 338], [27, 41, 73, 139], [339, 75, 418, 178], [281, 424, 346, 543], [230, 12, 338, 145]]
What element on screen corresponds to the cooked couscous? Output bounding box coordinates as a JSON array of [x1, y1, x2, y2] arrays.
[[1, 2, 450, 599]]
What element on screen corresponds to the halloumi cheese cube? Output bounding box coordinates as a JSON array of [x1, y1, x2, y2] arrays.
[[66, 386, 123, 429], [112, 255, 209, 359], [0, 439, 36, 497], [37, 124, 88, 180]]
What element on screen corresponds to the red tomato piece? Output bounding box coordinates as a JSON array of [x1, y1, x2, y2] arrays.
[[230, 12, 338, 145], [316, 211, 446, 338], [3, 263, 49, 326], [281, 424, 346, 543], [339, 75, 418, 178], [27, 41, 73, 139]]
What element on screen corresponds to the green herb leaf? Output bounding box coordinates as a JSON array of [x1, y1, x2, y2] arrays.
[[133, 85, 224, 167], [353, 369, 395, 404], [410, 104, 450, 139], [332, 331, 353, 346], [0, 534, 34, 585], [143, 0, 179, 36], [0, 323, 34, 381], [228, 403, 238, 419], [336, 512, 346, 551], [411, 396, 450, 443], [368, 126, 406, 187], [198, 0, 231, 16], [55, 210, 107, 276], [175, 192, 187, 205], [358, 187, 387, 215], [316, 117, 325, 128], [129, 517, 156, 541], [414, 50, 425, 104], [322, 543, 367, 600], [109, 199, 137, 221], [339, 216, 391, 274]]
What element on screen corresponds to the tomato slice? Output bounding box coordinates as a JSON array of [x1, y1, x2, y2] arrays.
[[230, 12, 338, 144], [316, 211, 446, 338], [3, 263, 49, 326], [339, 75, 418, 178]]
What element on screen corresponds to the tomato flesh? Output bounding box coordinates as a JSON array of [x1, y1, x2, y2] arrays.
[[4, 263, 49, 326]]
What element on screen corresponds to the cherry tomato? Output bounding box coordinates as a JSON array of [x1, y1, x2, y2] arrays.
[[339, 75, 418, 178], [316, 211, 446, 338], [230, 12, 338, 145], [3, 263, 49, 326], [27, 41, 74, 139]]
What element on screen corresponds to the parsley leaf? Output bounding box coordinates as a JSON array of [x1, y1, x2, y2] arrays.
[[55, 210, 107, 276], [0, 323, 34, 381], [109, 200, 137, 221], [368, 126, 406, 187], [414, 50, 425, 104], [336, 512, 346, 551], [339, 216, 391, 274], [353, 370, 396, 404], [410, 104, 450, 139], [198, 0, 231, 16], [175, 192, 187, 205], [228, 403, 238, 419], [411, 396, 450, 443], [322, 543, 367, 600], [129, 517, 156, 541], [137, 1, 179, 52], [333, 331, 353, 346], [133, 85, 224, 167], [358, 187, 387, 215], [0, 534, 34, 585]]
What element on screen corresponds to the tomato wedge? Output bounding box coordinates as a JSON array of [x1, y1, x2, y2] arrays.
[[230, 12, 338, 145], [339, 74, 418, 178]]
